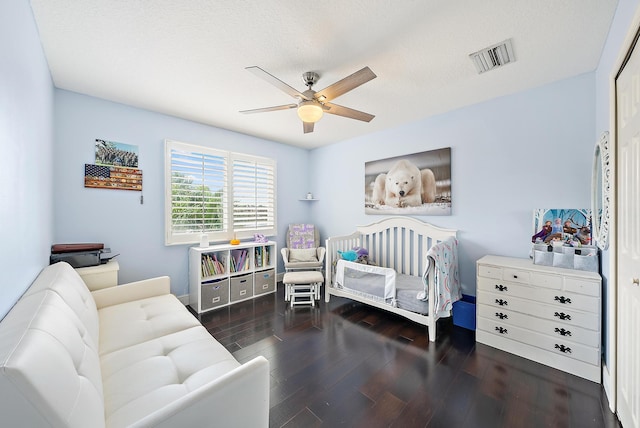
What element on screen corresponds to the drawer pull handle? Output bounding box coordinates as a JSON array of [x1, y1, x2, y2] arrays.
[[513, 275, 518, 279], [554, 312, 572, 321], [555, 344, 572, 353], [554, 327, 572, 337], [554, 296, 572, 304], [495, 298, 508, 306], [495, 312, 508, 320], [495, 284, 508, 292], [495, 326, 508, 334]]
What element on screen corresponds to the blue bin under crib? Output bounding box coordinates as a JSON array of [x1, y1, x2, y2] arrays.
[[452, 294, 476, 331]]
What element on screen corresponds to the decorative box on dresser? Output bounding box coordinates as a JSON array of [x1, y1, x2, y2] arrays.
[[476, 255, 601, 382]]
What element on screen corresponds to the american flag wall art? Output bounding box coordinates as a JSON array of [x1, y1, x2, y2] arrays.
[[84, 164, 143, 191]]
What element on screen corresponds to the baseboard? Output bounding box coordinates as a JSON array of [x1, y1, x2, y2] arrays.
[[177, 294, 189, 305], [602, 362, 615, 412]]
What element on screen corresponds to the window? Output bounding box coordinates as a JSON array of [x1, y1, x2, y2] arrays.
[[165, 140, 276, 245]]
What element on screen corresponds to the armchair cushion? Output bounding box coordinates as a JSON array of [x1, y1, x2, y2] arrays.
[[288, 248, 319, 262]]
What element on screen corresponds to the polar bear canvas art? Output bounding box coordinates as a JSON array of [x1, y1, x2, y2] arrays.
[[365, 147, 451, 215], [372, 159, 436, 208]]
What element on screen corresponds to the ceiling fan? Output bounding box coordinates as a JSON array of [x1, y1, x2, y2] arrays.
[[240, 66, 377, 134]]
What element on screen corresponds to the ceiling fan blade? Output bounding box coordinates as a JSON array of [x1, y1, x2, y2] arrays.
[[324, 103, 375, 122], [240, 104, 297, 114], [246, 66, 310, 100], [315, 66, 377, 102], [303, 121, 315, 133]]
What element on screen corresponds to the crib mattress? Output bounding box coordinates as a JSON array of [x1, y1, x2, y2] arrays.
[[395, 274, 429, 315]]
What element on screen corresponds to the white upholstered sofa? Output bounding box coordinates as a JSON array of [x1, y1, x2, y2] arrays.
[[0, 262, 269, 427]]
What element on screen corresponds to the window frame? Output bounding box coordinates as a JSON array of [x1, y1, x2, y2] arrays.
[[164, 139, 277, 245]]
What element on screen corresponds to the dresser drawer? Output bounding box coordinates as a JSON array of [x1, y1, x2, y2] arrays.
[[478, 264, 502, 280], [477, 317, 600, 366], [565, 277, 600, 297], [478, 277, 598, 313], [501, 267, 531, 284], [529, 271, 563, 290], [477, 290, 600, 331], [477, 304, 600, 347]]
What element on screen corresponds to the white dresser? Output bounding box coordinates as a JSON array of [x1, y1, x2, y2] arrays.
[[476, 255, 601, 382]]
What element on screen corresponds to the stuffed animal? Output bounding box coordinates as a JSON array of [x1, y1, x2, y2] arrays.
[[532, 221, 552, 243], [575, 226, 592, 245], [337, 250, 358, 261]]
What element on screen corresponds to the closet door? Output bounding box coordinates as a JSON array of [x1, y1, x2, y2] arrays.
[[616, 23, 640, 428]]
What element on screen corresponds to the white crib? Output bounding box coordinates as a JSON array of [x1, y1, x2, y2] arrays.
[[325, 217, 458, 342]]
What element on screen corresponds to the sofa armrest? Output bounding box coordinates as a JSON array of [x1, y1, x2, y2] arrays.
[[132, 356, 270, 428], [91, 276, 170, 309]]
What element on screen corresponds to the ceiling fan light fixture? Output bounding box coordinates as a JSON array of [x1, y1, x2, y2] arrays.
[[297, 101, 323, 123]]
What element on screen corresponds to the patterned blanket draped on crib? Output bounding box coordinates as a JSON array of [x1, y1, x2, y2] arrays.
[[426, 236, 461, 317]]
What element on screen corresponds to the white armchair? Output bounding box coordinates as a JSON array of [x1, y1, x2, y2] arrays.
[[281, 224, 325, 271]]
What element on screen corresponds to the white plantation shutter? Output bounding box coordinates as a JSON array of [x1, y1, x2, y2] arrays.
[[231, 154, 276, 235], [165, 140, 276, 245]]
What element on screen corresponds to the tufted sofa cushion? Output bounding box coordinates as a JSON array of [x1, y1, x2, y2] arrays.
[[0, 289, 105, 428], [24, 256, 100, 347], [98, 294, 201, 355], [101, 325, 240, 427]]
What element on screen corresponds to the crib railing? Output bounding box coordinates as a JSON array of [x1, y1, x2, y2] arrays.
[[325, 217, 458, 294], [325, 231, 362, 291]]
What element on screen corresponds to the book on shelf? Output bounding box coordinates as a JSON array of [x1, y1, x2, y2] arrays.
[[231, 249, 249, 272], [255, 247, 263, 267], [201, 253, 225, 277], [254, 246, 271, 268]]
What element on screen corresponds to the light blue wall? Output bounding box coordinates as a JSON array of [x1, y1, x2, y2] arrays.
[[310, 73, 596, 295], [0, 1, 54, 319], [54, 90, 310, 296], [594, 0, 640, 371], [4, 0, 634, 350]]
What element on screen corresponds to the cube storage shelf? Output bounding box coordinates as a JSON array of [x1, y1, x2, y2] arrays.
[[189, 241, 277, 314]]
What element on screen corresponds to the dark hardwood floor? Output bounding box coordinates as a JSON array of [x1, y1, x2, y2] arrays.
[[193, 284, 620, 428]]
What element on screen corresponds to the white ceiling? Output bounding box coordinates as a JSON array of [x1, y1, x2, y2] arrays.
[[30, 0, 619, 149]]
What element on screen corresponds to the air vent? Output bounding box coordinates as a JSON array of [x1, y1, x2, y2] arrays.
[[469, 39, 515, 74]]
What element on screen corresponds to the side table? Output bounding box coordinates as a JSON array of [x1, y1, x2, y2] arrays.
[[75, 260, 119, 291]]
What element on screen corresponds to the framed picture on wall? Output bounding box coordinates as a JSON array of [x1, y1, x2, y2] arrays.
[[364, 147, 451, 215], [95, 139, 139, 169]]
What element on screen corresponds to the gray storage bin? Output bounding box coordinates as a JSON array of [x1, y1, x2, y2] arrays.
[[575, 246, 598, 256], [533, 243, 551, 252], [552, 253, 574, 269], [559, 245, 594, 255], [230, 273, 254, 302], [574, 254, 599, 272], [533, 244, 599, 273], [533, 250, 553, 266], [201, 278, 229, 310], [255, 269, 276, 295]]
